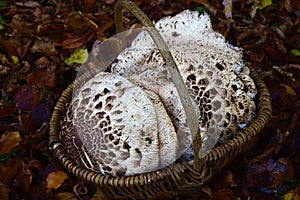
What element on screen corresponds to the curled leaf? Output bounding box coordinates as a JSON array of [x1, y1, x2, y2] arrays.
[[0, 182, 9, 200], [222, 0, 232, 19], [46, 171, 68, 190], [0, 131, 22, 156]]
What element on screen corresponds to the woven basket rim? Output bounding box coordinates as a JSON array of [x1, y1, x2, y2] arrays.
[[49, 63, 271, 189]]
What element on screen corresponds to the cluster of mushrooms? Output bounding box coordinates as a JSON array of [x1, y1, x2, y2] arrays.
[[60, 10, 257, 177]]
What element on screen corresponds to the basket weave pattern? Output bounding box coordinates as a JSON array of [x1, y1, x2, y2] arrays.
[[49, 63, 271, 199]]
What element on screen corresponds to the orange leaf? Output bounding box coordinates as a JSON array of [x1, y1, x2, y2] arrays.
[[0, 131, 22, 156], [224, 171, 238, 187], [46, 171, 68, 190]]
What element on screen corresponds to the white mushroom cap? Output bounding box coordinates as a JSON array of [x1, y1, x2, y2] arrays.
[[61, 72, 177, 176], [111, 10, 257, 157], [145, 90, 178, 168]]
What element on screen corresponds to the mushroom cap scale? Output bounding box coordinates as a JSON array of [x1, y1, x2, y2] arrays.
[[61, 72, 177, 176], [111, 10, 257, 157]]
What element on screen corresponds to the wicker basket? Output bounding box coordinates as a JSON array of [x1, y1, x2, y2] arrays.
[[49, 1, 272, 199]]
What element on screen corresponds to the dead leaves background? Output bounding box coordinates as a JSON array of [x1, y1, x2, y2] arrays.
[[0, 0, 300, 199]]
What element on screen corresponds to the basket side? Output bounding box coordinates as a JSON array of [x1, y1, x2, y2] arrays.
[[191, 65, 272, 177], [49, 64, 271, 199]]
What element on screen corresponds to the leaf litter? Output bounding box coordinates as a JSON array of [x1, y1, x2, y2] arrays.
[[0, 0, 300, 199]]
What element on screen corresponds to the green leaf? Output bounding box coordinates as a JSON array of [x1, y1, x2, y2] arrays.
[[39, 88, 50, 103], [0, 15, 5, 30], [257, 0, 272, 10], [277, 179, 298, 199], [64, 46, 88, 66], [0, 148, 18, 162], [290, 49, 300, 57], [41, 152, 51, 158], [195, 6, 210, 15], [0, 15, 4, 23], [0, 1, 6, 7], [281, 193, 295, 200]]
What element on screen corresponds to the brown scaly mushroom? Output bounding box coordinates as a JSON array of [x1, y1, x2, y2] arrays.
[[59, 9, 257, 177], [60, 72, 178, 176], [111, 10, 257, 158]]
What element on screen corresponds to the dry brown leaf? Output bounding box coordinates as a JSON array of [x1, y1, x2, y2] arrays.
[[54, 192, 76, 200], [91, 188, 111, 200], [46, 171, 68, 190], [214, 188, 236, 200], [13, 85, 39, 110], [224, 171, 238, 187], [0, 158, 19, 183], [30, 39, 58, 56], [62, 29, 96, 49], [272, 83, 297, 109], [26, 65, 56, 88], [0, 182, 10, 200], [0, 104, 18, 118], [10, 14, 35, 38], [17, 160, 34, 194], [0, 131, 22, 156]]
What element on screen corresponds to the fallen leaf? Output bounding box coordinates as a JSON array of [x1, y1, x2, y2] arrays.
[[10, 14, 34, 38], [26, 65, 56, 88], [62, 29, 96, 49], [270, 83, 297, 110], [10, 55, 18, 64], [247, 158, 294, 193], [30, 39, 58, 56], [64, 46, 88, 65], [13, 85, 39, 110], [281, 192, 300, 200], [214, 188, 236, 200], [224, 171, 238, 187], [257, 0, 273, 10], [29, 102, 51, 128], [0, 104, 17, 118], [15, 159, 34, 195], [15, 1, 40, 8], [0, 131, 22, 156], [222, 0, 232, 19], [0, 158, 19, 183], [277, 179, 299, 199], [291, 49, 300, 57], [54, 192, 76, 200], [46, 171, 68, 190], [0, 182, 9, 200]]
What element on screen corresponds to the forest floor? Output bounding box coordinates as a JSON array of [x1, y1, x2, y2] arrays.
[[0, 0, 300, 199]]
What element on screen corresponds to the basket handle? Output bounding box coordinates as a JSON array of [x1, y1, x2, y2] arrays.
[[114, 0, 202, 170]]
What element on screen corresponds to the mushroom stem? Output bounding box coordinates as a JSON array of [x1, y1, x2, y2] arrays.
[[114, 0, 202, 170]]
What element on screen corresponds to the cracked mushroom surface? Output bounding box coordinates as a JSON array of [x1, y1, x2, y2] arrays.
[[60, 72, 178, 176], [111, 10, 257, 158]]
